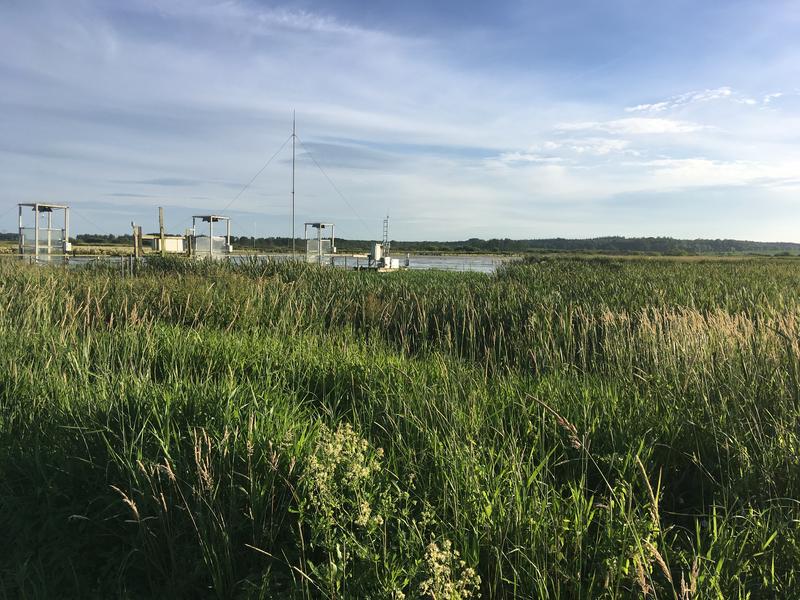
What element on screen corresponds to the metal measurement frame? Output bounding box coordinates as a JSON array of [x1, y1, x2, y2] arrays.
[[304, 222, 336, 265], [18, 203, 71, 261]]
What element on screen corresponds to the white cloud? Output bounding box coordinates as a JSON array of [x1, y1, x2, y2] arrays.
[[625, 101, 671, 113], [495, 152, 562, 164], [625, 87, 733, 112], [625, 86, 795, 113], [134, 0, 374, 37], [627, 157, 800, 190], [558, 118, 704, 134], [490, 137, 636, 169], [567, 138, 632, 155]]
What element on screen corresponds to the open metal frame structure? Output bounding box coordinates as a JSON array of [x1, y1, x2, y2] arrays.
[[191, 215, 232, 258], [304, 222, 336, 265], [18, 203, 71, 261]]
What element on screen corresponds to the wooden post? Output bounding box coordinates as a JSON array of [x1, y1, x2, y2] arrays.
[[159, 207, 166, 256], [132, 222, 139, 259]]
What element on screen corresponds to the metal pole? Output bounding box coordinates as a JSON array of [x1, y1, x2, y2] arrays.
[[34, 204, 39, 261], [209, 219, 213, 258], [17, 205, 22, 256], [47, 211, 52, 255], [64, 207, 70, 255], [291, 111, 296, 257]]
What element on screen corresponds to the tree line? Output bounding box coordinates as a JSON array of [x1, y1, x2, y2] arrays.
[[4, 232, 799, 255]]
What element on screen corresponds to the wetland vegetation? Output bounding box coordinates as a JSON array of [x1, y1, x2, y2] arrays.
[[1, 255, 799, 598]]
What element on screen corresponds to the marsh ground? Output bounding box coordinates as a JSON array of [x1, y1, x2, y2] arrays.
[[1, 256, 798, 598]]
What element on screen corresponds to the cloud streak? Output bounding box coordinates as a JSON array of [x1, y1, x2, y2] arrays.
[[557, 118, 705, 135], [625, 86, 792, 113], [625, 87, 734, 112]]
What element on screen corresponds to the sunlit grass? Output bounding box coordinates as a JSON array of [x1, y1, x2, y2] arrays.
[[1, 256, 799, 598]]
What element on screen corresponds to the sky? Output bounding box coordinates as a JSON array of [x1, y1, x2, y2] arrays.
[[1, 0, 800, 241]]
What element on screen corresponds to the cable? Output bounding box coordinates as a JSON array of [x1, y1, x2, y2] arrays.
[[0, 204, 18, 226], [71, 210, 118, 237], [221, 133, 293, 213], [295, 136, 374, 239]]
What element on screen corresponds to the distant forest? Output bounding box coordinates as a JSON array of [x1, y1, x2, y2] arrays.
[[385, 237, 800, 255], [3, 232, 799, 255]]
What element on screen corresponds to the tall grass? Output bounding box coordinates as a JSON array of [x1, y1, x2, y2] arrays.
[[1, 256, 799, 598]]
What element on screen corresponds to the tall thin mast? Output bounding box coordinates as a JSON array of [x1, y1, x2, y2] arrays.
[[291, 111, 296, 256], [383, 214, 390, 253]]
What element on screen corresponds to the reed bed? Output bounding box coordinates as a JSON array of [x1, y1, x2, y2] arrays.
[[1, 256, 799, 598]]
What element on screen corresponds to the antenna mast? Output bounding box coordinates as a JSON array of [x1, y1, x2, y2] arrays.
[[291, 111, 296, 256], [383, 214, 390, 253]]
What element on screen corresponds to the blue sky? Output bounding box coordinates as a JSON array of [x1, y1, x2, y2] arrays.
[[2, 0, 799, 240]]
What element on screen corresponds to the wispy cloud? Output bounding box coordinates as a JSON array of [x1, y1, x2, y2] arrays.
[[635, 157, 792, 188], [563, 138, 633, 155], [625, 87, 734, 113], [493, 151, 563, 164], [123, 178, 200, 187], [152, 0, 381, 38], [491, 138, 635, 167], [558, 118, 704, 135], [625, 86, 792, 113]]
